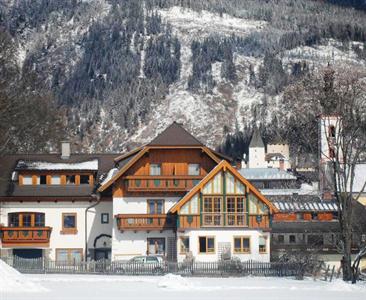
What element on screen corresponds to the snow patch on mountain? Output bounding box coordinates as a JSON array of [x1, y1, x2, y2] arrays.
[[283, 39, 365, 68], [129, 7, 267, 147]]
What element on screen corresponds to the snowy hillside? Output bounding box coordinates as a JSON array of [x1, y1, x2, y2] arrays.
[[1, 0, 365, 154]]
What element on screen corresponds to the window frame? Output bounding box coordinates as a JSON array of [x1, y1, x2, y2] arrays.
[[56, 248, 83, 264], [198, 236, 215, 254], [61, 213, 77, 234], [101, 213, 109, 224], [65, 175, 76, 185], [51, 175, 61, 185], [179, 236, 190, 254], [22, 175, 33, 185], [149, 163, 161, 176], [278, 234, 285, 244], [80, 174, 90, 185], [147, 199, 165, 214], [188, 163, 200, 176], [259, 236, 268, 254], [289, 235, 296, 244], [233, 236, 251, 254]]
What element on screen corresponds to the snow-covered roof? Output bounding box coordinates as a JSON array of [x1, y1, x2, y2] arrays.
[[15, 159, 99, 171], [239, 168, 297, 180], [260, 188, 318, 196], [268, 195, 338, 212], [100, 168, 119, 186]]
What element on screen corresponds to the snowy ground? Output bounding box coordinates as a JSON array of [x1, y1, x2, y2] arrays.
[[2, 273, 366, 300]]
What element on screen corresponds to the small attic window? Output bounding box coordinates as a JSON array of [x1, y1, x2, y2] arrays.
[[40, 175, 47, 185]]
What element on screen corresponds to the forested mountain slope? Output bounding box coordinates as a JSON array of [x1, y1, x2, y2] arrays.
[[0, 0, 365, 161]]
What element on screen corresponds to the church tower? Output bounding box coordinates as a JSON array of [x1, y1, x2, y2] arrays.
[[248, 128, 266, 168]]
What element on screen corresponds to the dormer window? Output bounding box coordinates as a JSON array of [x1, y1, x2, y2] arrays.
[[66, 175, 76, 185], [51, 175, 61, 185], [80, 175, 90, 184], [150, 164, 161, 176], [40, 175, 47, 185], [22, 175, 33, 185]]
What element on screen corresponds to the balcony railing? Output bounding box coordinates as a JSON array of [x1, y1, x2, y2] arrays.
[[116, 214, 176, 231], [0, 226, 52, 247], [201, 213, 270, 228], [202, 213, 248, 227], [124, 176, 203, 192]]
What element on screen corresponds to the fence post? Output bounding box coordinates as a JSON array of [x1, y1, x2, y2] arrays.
[[329, 265, 335, 282]]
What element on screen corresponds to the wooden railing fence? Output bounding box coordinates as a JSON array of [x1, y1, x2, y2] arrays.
[[1, 256, 303, 277]]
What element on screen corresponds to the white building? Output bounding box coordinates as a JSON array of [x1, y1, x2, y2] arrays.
[[247, 129, 290, 170]]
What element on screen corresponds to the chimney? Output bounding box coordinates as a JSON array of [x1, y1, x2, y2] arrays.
[[61, 141, 71, 160]]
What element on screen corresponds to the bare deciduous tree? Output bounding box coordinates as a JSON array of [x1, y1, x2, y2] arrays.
[[282, 65, 366, 281]]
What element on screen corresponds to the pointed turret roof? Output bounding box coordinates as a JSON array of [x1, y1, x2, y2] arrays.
[[149, 122, 203, 146], [249, 127, 264, 148]]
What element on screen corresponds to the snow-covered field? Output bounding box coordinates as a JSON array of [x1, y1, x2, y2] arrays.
[[2, 273, 366, 300]]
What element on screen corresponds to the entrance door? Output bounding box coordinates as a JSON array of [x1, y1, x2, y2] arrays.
[[94, 248, 111, 261]]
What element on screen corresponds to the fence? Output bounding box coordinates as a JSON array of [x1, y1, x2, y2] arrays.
[[1, 256, 303, 278]]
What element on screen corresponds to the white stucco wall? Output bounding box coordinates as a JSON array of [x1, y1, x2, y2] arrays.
[[267, 144, 290, 159], [112, 228, 175, 261], [249, 147, 266, 168], [113, 196, 181, 214], [177, 229, 270, 262], [0, 201, 113, 260], [112, 196, 180, 261]]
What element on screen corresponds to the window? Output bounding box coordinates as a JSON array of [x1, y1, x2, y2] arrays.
[[66, 175, 76, 185], [188, 164, 200, 176], [311, 212, 318, 220], [278, 235, 285, 244], [40, 175, 47, 185], [329, 125, 336, 138], [56, 249, 83, 263], [80, 175, 90, 184], [51, 175, 61, 185], [233, 236, 250, 253], [101, 213, 109, 224], [22, 214, 32, 227], [308, 234, 324, 247], [62, 213, 77, 234], [22, 175, 33, 185], [147, 199, 164, 214], [259, 236, 267, 253], [199, 236, 215, 253], [226, 196, 246, 226], [202, 197, 222, 226], [147, 238, 165, 255], [249, 194, 269, 214], [289, 235, 296, 243], [8, 213, 19, 227], [180, 237, 190, 254], [8, 212, 45, 227], [296, 213, 304, 220], [35, 213, 45, 227], [150, 164, 161, 176]]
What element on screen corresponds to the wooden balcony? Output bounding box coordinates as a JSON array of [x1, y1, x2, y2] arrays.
[[116, 214, 176, 231], [124, 176, 203, 192], [178, 213, 270, 229], [0, 226, 52, 247]]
